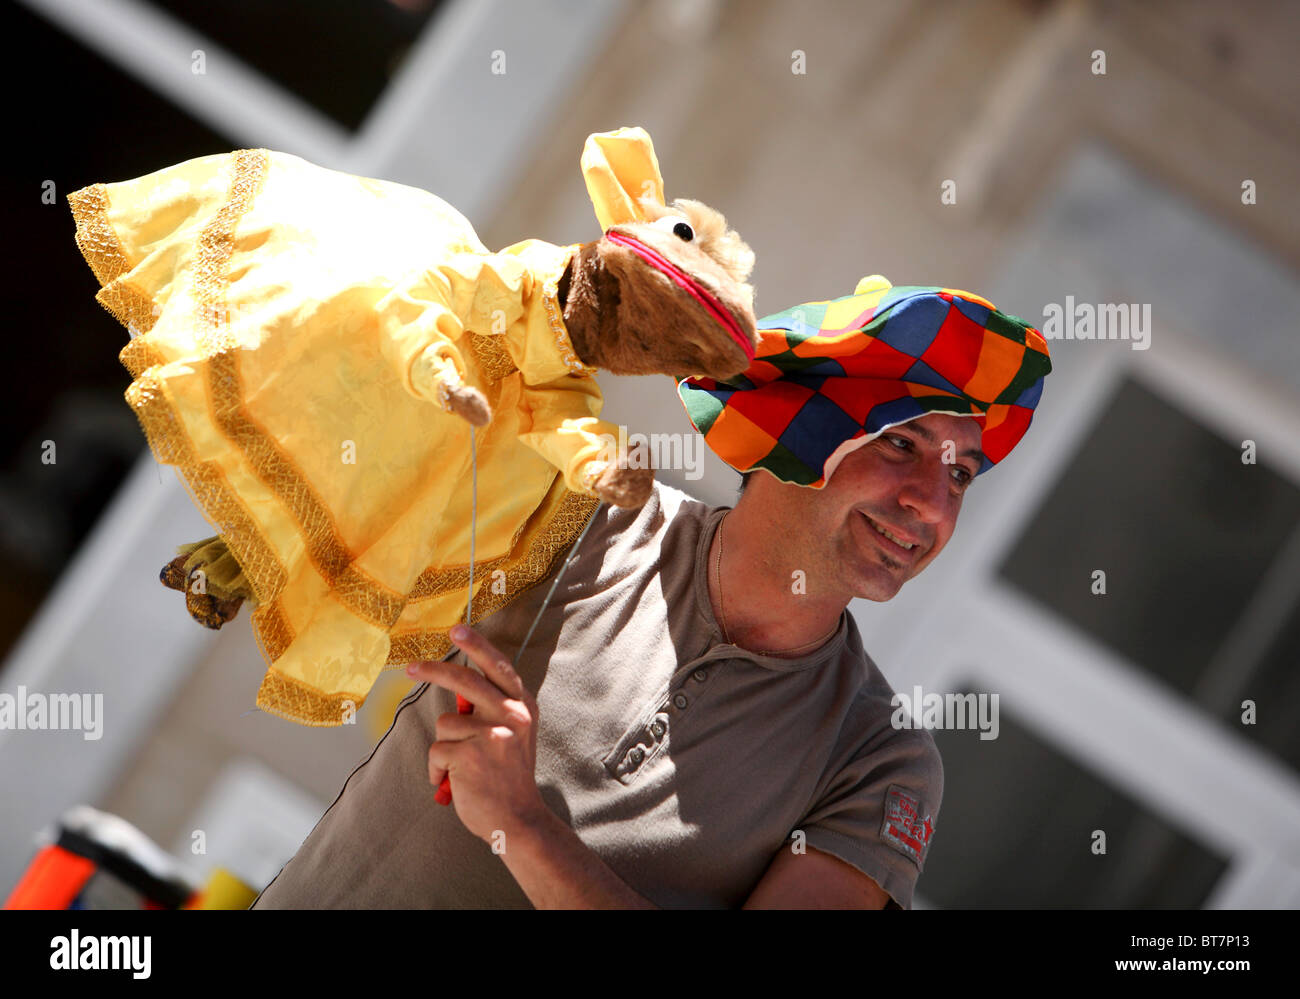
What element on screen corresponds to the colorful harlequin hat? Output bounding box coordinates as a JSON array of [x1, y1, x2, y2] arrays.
[[677, 275, 1051, 486]]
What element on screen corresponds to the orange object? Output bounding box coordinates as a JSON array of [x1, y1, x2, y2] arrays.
[[434, 692, 475, 805], [3, 845, 97, 909]]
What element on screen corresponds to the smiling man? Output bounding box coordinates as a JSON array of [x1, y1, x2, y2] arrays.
[[727, 410, 984, 628], [251, 275, 1050, 910]]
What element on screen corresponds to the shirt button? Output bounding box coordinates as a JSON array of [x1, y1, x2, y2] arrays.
[[692, 668, 708, 683], [628, 746, 645, 766], [673, 693, 689, 709], [650, 719, 666, 738]]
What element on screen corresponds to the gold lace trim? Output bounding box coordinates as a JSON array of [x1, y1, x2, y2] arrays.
[[206, 351, 406, 625], [184, 150, 291, 609], [188, 150, 408, 629], [68, 184, 130, 286], [99, 280, 159, 342], [388, 631, 453, 666], [68, 187, 166, 374], [251, 597, 293, 665], [543, 246, 596, 376], [406, 487, 535, 601], [256, 668, 366, 727], [453, 488, 599, 622], [410, 552, 510, 600], [385, 487, 600, 665], [119, 330, 166, 378], [72, 152, 287, 609], [251, 487, 599, 723], [125, 370, 282, 607], [252, 484, 598, 664]]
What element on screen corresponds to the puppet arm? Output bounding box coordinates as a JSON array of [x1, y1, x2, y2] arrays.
[[516, 373, 653, 507], [374, 268, 488, 423], [376, 256, 531, 425]]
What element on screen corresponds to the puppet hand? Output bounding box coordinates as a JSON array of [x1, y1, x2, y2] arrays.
[[407, 626, 548, 844], [591, 462, 654, 508], [413, 345, 492, 426], [444, 382, 492, 427]]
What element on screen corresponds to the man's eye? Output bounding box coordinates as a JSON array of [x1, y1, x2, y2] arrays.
[[952, 467, 973, 486], [885, 435, 910, 450]]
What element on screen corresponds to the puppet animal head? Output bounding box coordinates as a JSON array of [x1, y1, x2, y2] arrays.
[[559, 196, 757, 379]]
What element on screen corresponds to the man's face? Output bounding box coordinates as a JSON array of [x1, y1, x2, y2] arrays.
[[800, 412, 984, 602]]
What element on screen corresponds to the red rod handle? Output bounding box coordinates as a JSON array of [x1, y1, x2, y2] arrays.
[[433, 692, 474, 805]]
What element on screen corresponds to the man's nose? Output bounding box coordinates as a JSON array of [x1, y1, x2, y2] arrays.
[[897, 460, 950, 524]]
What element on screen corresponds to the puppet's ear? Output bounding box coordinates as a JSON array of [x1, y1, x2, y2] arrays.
[[581, 127, 666, 231]]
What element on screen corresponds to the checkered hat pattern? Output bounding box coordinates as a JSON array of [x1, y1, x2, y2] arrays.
[[677, 276, 1052, 487]]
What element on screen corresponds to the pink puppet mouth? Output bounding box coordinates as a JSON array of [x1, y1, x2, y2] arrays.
[[605, 231, 756, 361]]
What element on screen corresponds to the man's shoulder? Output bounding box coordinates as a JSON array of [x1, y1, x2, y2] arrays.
[[640, 478, 719, 526], [590, 479, 721, 555], [834, 630, 945, 797], [800, 641, 945, 903]]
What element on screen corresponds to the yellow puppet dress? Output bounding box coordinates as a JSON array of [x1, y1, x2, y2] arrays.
[[67, 129, 669, 726]]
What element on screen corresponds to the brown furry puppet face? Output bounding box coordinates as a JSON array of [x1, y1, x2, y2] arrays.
[[559, 197, 757, 380]]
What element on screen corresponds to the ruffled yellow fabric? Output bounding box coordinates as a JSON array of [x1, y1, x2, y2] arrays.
[[67, 131, 662, 726]]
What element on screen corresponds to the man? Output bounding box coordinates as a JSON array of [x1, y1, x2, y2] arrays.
[[250, 275, 1051, 909]]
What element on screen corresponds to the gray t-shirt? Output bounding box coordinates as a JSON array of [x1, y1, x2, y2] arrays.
[[251, 481, 942, 909]]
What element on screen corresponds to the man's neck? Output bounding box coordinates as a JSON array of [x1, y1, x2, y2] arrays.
[[707, 498, 847, 658]]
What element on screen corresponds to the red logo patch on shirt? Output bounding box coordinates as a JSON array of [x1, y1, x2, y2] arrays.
[[880, 785, 935, 867]]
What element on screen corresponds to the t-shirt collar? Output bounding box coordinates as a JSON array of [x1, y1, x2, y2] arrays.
[[692, 506, 848, 672]]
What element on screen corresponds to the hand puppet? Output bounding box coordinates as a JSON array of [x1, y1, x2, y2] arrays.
[[68, 127, 757, 726]]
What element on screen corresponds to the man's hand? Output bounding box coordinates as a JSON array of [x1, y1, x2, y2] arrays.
[[406, 625, 548, 844], [408, 625, 658, 907]]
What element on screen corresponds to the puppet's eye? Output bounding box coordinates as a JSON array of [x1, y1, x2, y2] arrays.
[[648, 215, 694, 242]]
